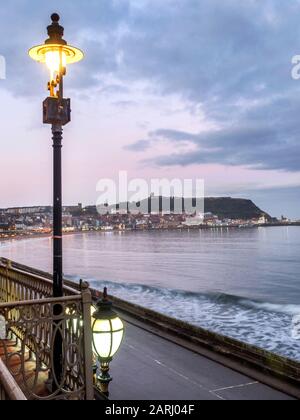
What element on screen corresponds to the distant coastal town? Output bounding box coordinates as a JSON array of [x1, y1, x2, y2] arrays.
[[0, 198, 298, 240]]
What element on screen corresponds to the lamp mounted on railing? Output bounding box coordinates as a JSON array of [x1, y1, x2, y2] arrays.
[[92, 288, 125, 397]]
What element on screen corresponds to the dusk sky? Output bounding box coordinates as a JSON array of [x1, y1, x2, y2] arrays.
[[0, 0, 300, 218]]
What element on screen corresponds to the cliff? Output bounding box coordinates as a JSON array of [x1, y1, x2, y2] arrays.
[[204, 197, 270, 220]]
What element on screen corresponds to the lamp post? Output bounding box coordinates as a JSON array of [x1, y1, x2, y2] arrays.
[[92, 288, 125, 397], [29, 13, 83, 388], [29, 13, 83, 299]]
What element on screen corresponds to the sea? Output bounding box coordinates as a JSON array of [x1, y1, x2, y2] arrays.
[[0, 226, 300, 361]]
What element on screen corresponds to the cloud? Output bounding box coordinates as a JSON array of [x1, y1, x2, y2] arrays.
[[1, 0, 300, 175], [142, 95, 300, 172], [126, 88, 300, 172], [2, 0, 300, 99], [111, 100, 137, 109], [124, 139, 151, 151]]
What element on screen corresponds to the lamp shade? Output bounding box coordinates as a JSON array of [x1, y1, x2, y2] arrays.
[[92, 289, 124, 362], [29, 43, 84, 66]]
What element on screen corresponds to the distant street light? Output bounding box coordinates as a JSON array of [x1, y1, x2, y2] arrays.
[[29, 13, 83, 389], [92, 288, 125, 397]]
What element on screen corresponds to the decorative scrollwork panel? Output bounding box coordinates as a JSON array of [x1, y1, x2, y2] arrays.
[[0, 297, 90, 400]]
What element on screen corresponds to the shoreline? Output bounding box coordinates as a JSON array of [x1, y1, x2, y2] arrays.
[[0, 231, 83, 243], [0, 223, 299, 243]]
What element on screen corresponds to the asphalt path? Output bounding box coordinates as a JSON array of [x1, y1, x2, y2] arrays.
[[109, 321, 294, 401]]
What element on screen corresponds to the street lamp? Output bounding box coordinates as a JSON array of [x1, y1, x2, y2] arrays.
[[29, 13, 83, 389], [92, 288, 125, 396], [29, 13, 83, 99], [29, 13, 83, 299]]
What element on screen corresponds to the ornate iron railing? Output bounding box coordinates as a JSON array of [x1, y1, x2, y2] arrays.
[[0, 260, 94, 400], [0, 259, 79, 303]]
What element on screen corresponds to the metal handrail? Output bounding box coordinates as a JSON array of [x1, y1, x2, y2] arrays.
[[0, 294, 82, 309], [0, 260, 79, 298], [0, 359, 27, 400]]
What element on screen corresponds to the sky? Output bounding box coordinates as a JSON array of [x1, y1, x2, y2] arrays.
[[0, 0, 300, 218]]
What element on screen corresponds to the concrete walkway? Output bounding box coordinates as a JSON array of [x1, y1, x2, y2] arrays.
[[109, 321, 294, 401]]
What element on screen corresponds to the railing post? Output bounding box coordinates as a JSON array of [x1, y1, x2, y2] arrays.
[[6, 261, 11, 303], [81, 282, 94, 400]]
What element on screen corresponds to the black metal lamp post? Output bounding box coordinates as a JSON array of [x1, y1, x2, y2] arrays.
[[92, 288, 125, 397], [29, 13, 83, 389], [29, 13, 83, 298]]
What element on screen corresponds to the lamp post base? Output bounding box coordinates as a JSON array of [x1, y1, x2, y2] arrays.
[[96, 362, 112, 397]]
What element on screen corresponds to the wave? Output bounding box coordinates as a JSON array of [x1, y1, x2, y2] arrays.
[[66, 275, 300, 317], [204, 292, 300, 316], [65, 275, 300, 361]]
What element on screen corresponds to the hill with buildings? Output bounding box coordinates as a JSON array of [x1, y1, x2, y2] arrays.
[[96, 196, 271, 220], [0, 197, 276, 238]]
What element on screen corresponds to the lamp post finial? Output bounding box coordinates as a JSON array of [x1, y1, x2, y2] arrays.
[[51, 13, 60, 23]]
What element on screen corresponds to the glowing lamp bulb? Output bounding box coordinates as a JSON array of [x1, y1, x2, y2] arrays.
[[45, 50, 67, 81]]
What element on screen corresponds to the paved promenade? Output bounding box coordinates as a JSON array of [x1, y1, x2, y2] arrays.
[[109, 321, 294, 401]]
